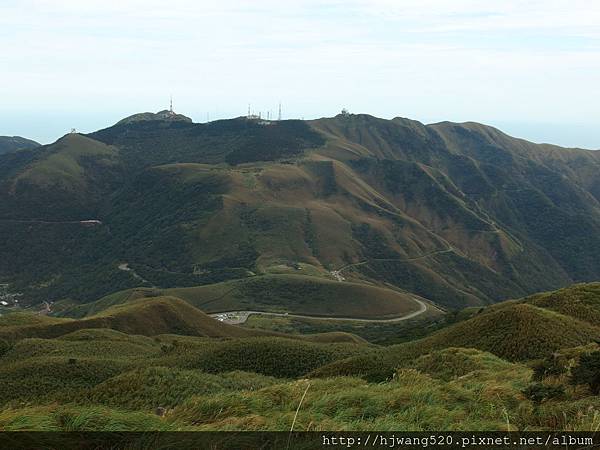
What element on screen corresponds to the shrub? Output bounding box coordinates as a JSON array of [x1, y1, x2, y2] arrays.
[[571, 351, 600, 394], [522, 383, 565, 404], [0, 338, 11, 357], [531, 357, 567, 381], [164, 337, 360, 378]]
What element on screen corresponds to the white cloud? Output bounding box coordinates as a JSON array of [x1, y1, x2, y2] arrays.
[[0, 0, 598, 147]]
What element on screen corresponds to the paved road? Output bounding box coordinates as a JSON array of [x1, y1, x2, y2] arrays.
[[0, 219, 101, 224], [210, 296, 430, 325]]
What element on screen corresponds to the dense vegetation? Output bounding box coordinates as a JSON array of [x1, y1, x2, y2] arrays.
[[0, 136, 40, 155], [1, 113, 600, 310], [54, 274, 424, 322], [2, 113, 600, 435], [2, 283, 600, 431], [90, 118, 325, 167]]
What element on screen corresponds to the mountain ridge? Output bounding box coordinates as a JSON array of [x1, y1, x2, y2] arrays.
[[1, 111, 599, 311], [0, 136, 41, 155]]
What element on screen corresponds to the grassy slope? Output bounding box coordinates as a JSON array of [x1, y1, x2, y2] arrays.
[[518, 282, 600, 326], [161, 274, 422, 318], [3, 284, 600, 431], [0, 297, 365, 345], [419, 303, 600, 360], [0, 297, 265, 340], [14, 134, 117, 190], [170, 348, 534, 431], [59, 274, 424, 320], [5, 347, 599, 432], [0, 328, 368, 406], [0, 136, 40, 155], [312, 284, 600, 381], [4, 116, 600, 309]]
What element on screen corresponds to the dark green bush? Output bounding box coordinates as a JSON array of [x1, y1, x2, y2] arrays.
[[522, 383, 565, 404], [0, 338, 11, 357], [531, 357, 567, 381], [571, 351, 600, 394]]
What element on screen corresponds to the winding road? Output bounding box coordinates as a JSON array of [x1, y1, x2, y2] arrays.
[[330, 248, 454, 281], [209, 296, 432, 325], [337, 248, 454, 274]]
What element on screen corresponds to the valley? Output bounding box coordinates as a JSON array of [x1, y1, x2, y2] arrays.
[[5, 0, 600, 441]]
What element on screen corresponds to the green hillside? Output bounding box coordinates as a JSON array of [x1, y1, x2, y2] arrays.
[[420, 303, 600, 361], [312, 283, 600, 381], [0, 136, 40, 155], [167, 274, 422, 317], [2, 112, 600, 313], [60, 274, 423, 320], [0, 133, 120, 219], [0, 296, 265, 341], [2, 283, 600, 431], [519, 282, 600, 326], [0, 296, 366, 345]]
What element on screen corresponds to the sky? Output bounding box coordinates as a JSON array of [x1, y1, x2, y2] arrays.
[[1, 0, 599, 148]]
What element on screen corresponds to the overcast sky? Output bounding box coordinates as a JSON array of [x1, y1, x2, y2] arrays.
[[1, 0, 599, 148]]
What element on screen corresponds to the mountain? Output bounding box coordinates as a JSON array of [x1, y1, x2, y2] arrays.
[[1, 111, 599, 311], [116, 110, 193, 125], [0, 136, 40, 155]]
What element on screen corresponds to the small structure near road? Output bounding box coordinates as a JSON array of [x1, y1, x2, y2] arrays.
[[330, 270, 345, 282], [212, 312, 247, 324], [0, 284, 22, 306]]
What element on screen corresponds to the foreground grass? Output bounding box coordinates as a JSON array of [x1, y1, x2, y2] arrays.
[[2, 347, 600, 431], [0, 405, 174, 431], [4, 283, 600, 431]]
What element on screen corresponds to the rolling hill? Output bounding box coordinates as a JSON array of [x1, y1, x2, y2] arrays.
[[0, 296, 364, 345], [0, 136, 40, 155], [311, 283, 600, 381], [3, 283, 600, 432], [517, 282, 600, 326], [57, 274, 425, 320], [1, 112, 599, 312]]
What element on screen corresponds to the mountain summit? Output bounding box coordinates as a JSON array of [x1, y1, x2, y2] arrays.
[[0, 136, 40, 155], [116, 110, 193, 125], [1, 113, 599, 310]]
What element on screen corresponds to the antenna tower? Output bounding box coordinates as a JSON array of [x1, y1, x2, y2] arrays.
[[278, 102, 282, 121]]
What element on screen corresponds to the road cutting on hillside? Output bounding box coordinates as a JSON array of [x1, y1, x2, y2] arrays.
[[331, 247, 455, 282]]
